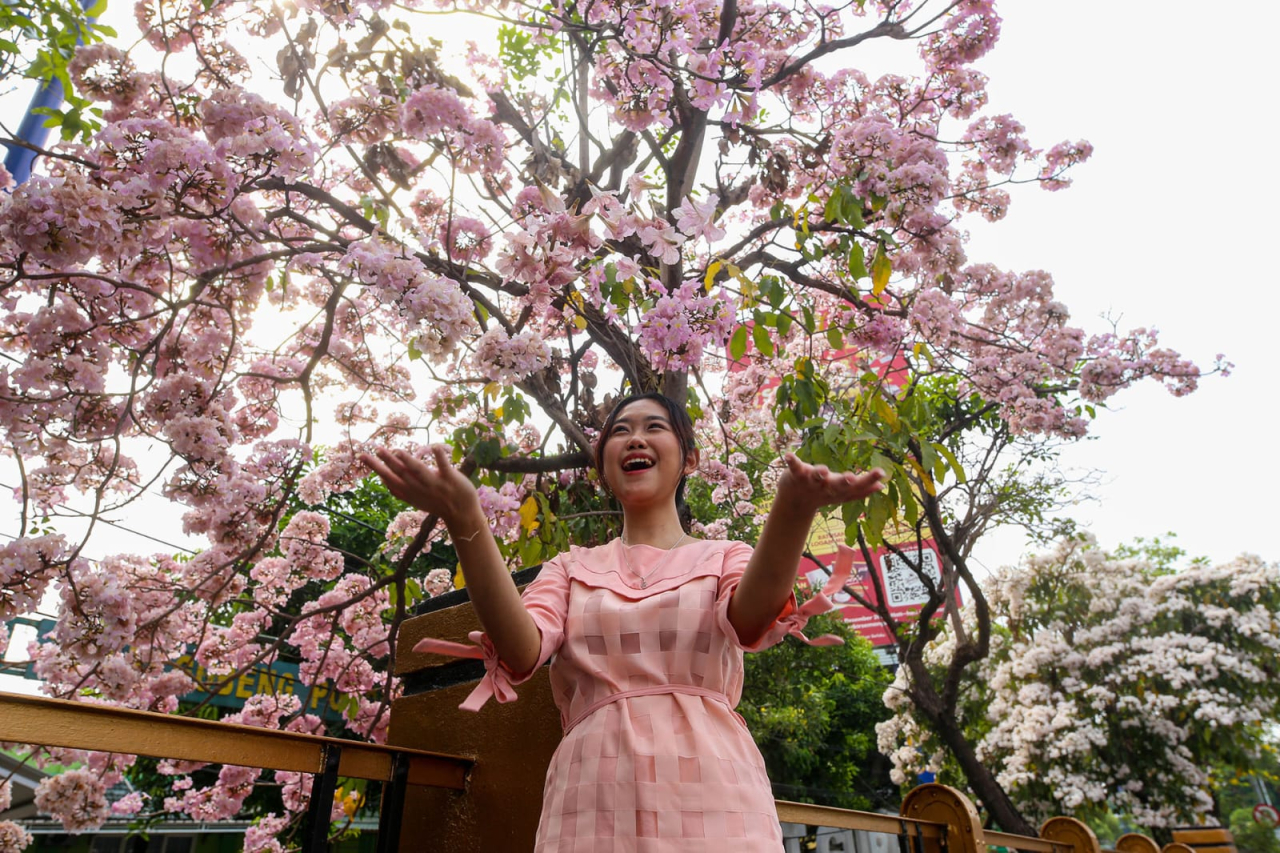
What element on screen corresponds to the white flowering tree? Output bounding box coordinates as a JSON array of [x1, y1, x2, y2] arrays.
[[877, 535, 1280, 830], [0, 0, 1228, 842]]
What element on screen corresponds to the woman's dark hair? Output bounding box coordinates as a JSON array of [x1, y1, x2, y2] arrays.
[[595, 392, 698, 528]]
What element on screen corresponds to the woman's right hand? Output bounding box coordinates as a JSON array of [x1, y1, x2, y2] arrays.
[[359, 445, 478, 526]]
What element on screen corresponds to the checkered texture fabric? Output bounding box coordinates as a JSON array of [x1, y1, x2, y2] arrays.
[[479, 538, 805, 852]]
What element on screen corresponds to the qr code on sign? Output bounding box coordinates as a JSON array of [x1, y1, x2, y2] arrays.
[[880, 548, 942, 608]]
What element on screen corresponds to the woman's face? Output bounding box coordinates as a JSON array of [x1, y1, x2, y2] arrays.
[[600, 398, 697, 510]]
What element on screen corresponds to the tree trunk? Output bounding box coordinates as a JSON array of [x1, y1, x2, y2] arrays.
[[910, 677, 1036, 835]]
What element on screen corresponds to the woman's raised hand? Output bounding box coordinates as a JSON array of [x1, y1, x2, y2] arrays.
[[777, 452, 885, 514], [359, 445, 478, 525]]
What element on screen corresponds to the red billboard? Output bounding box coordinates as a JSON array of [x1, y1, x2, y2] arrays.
[[798, 515, 956, 648]]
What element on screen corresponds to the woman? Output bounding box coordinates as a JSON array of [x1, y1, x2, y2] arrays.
[[361, 393, 884, 851]]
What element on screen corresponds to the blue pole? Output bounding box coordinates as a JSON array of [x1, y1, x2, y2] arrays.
[[3, 76, 69, 186], [2, 0, 98, 187]]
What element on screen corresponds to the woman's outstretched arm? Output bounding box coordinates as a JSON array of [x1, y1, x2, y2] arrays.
[[727, 453, 884, 647], [360, 445, 542, 675]]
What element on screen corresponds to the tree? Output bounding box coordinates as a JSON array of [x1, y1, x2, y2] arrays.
[[877, 535, 1280, 830], [741, 612, 894, 811], [0, 0, 1222, 840]]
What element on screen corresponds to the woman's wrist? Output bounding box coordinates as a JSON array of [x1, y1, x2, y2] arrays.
[[443, 501, 488, 542], [772, 482, 822, 521]]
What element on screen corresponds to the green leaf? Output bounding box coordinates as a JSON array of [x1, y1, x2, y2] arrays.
[[765, 276, 786, 310], [841, 193, 865, 229], [752, 323, 774, 358], [932, 442, 967, 484], [776, 312, 793, 337], [801, 306, 816, 334], [473, 437, 502, 466], [823, 190, 843, 223], [848, 242, 867, 279], [826, 327, 843, 351], [865, 493, 889, 543]]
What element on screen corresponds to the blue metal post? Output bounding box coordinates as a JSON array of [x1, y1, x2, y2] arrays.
[[3, 76, 69, 185]]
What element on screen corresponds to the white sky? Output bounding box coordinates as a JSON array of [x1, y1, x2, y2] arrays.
[[957, 1, 1280, 571], [2, 0, 1276, 645]]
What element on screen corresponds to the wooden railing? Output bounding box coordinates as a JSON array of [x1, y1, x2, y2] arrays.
[[776, 786, 1186, 853], [0, 691, 473, 853]]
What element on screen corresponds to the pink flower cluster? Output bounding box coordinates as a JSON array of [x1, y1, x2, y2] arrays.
[[637, 282, 735, 371], [244, 813, 292, 853], [400, 84, 507, 174], [470, 327, 552, 385], [476, 482, 524, 541], [0, 535, 66, 621], [340, 238, 478, 358], [33, 769, 110, 833], [0, 820, 33, 853]]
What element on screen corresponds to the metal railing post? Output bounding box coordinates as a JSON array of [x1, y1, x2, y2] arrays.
[[302, 743, 343, 853], [375, 751, 410, 853]]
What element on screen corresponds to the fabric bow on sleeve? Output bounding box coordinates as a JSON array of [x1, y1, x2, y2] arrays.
[[777, 545, 859, 647], [412, 630, 519, 712]]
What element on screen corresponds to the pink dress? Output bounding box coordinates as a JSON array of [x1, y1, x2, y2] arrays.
[[419, 538, 845, 853]]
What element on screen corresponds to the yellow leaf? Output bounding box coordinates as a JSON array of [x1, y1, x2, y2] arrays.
[[484, 382, 500, 400], [906, 457, 937, 496], [871, 245, 891, 295], [872, 394, 900, 430], [453, 567, 466, 589], [704, 260, 722, 293], [519, 496, 540, 532], [573, 314, 588, 330]]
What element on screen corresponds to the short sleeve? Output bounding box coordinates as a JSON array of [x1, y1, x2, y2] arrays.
[[714, 541, 800, 652], [505, 553, 570, 683], [714, 541, 849, 652], [411, 555, 570, 712]]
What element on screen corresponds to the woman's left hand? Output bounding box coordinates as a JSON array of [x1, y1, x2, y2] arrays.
[[777, 452, 885, 514]]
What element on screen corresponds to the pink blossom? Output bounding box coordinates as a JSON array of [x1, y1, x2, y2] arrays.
[[638, 220, 686, 265], [245, 814, 292, 853], [1039, 140, 1095, 191], [477, 482, 523, 541], [0, 821, 33, 853], [470, 327, 552, 384], [68, 43, 141, 108], [438, 217, 492, 262], [637, 282, 735, 371], [384, 510, 428, 561], [110, 792, 148, 816], [423, 568, 454, 598], [400, 85, 471, 140], [674, 197, 726, 243], [34, 769, 110, 833]]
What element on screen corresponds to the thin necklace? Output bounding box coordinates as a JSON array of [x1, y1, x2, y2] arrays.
[[620, 530, 688, 589]]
